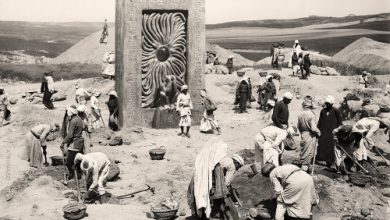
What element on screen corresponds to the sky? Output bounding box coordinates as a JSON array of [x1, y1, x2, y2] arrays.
[[0, 0, 389, 24]]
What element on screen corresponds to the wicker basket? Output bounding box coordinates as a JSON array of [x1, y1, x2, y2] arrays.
[[63, 202, 87, 220], [151, 208, 178, 220], [149, 146, 166, 160], [237, 71, 246, 77], [259, 71, 268, 77], [51, 156, 64, 166]]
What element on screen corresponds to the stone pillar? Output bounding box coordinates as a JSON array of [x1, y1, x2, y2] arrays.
[[116, 0, 205, 129]]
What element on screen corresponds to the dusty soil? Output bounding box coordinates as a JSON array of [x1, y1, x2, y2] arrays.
[[0, 69, 390, 220]]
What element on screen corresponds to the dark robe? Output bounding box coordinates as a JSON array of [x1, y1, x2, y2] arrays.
[[237, 81, 250, 112], [107, 96, 119, 131], [317, 107, 342, 165], [40, 78, 54, 109], [226, 58, 233, 74]]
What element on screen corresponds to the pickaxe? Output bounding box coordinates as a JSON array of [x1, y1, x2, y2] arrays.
[[338, 145, 369, 174], [116, 184, 155, 199], [373, 146, 390, 166]]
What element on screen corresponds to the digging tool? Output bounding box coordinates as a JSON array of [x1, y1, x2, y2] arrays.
[[366, 157, 381, 173], [42, 145, 49, 167], [230, 188, 243, 207], [373, 146, 390, 166], [337, 145, 369, 174], [116, 184, 155, 199], [74, 170, 81, 202], [311, 140, 318, 177], [61, 149, 68, 186]]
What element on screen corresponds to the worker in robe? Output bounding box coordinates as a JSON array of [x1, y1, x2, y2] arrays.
[[0, 87, 11, 126], [297, 96, 321, 172], [23, 123, 60, 168], [317, 95, 342, 168], [187, 138, 244, 220], [261, 162, 319, 220], [75, 83, 91, 104], [106, 91, 119, 131], [90, 91, 102, 129], [226, 55, 234, 74], [74, 152, 111, 202], [41, 71, 55, 109]]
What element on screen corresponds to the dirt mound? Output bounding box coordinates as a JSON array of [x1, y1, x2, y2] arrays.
[[332, 37, 390, 70], [51, 27, 115, 64], [0, 175, 68, 220], [206, 43, 254, 67]]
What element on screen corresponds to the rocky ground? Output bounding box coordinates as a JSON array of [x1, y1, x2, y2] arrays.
[[0, 69, 390, 220]]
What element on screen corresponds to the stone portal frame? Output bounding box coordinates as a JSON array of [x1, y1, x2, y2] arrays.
[[116, 0, 205, 128]]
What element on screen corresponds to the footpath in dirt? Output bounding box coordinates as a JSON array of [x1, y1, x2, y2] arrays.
[[0, 69, 390, 219]]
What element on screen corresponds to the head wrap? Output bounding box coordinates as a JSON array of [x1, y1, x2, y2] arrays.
[[50, 123, 60, 131], [266, 74, 273, 80], [261, 162, 276, 177], [287, 126, 299, 136], [352, 124, 367, 134], [229, 55, 234, 59], [232, 154, 244, 166], [181, 85, 188, 91], [302, 96, 313, 108], [109, 91, 118, 97], [77, 105, 86, 112], [67, 105, 78, 115], [267, 100, 276, 107], [295, 40, 299, 44], [283, 92, 293, 100], [325, 95, 335, 105]]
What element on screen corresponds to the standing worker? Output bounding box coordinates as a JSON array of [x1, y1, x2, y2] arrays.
[[176, 85, 193, 138], [272, 92, 293, 129], [90, 91, 102, 129], [358, 71, 369, 89], [226, 55, 234, 74], [75, 83, 91, 104], [74, 152, 111, 202], [61, 105, 85, 180], [106, 91, 119, 131], [41, 71, 55, 109], [200, 89, 221, 134], [297, 96, 321, 172], [0, 87, 11, 126], [261, 162, 319, 220], [317, 96, 342, 167], [237, 78, 250, 113], [23, 123, 60, 168]]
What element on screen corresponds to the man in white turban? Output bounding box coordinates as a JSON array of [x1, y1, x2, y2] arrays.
[[317, 95, 342, 167], [176, 85, 193, 138]]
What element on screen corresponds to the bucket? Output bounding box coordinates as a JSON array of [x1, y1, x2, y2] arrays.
[[51, 156, 64, 166]]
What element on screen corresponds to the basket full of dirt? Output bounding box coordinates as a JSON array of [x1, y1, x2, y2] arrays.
[[149, 146, 166, 160], [63, 202, 87, 220], [50, 156, 64, 166]]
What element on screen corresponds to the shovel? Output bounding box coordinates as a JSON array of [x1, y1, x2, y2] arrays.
[[74, 170, 81, 202]]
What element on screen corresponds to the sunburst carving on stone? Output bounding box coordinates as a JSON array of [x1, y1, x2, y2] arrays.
[[141, 12, 187, 108]]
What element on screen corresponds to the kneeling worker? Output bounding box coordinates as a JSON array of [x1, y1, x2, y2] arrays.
[[74, 152, 111, 201], [261, 162, 319, 220]]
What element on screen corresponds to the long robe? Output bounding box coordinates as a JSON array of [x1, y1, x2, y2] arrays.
[[298, 110, 320, 166], [317, 107, 342, 165]]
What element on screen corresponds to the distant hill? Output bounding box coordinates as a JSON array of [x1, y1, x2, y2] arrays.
[[332, 37, 390, 71], [52, 27, 254, 66], [322, 20, 390, 31], [206, 13, 390, 29], [0, 21, 110, 58], [51, 27, 115, 64]]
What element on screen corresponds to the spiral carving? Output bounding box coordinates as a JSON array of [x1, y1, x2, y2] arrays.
[[141, 12, 187, 108]]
